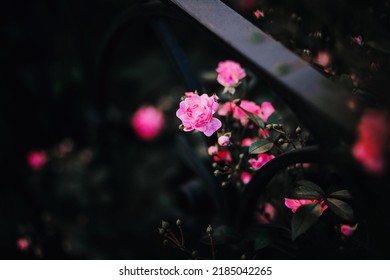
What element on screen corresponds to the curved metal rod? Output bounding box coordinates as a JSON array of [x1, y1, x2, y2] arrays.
[[236, 145, 326, 228]]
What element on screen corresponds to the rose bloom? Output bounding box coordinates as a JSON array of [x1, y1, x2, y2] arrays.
[[241, 138, 255, 147], [314, 51, 330, 67], [257, 202, 276, 224], [219, 100, 261, 125], [27, 150, 47, 170], [213, 150, 233, 162], [340, 224, 357, 237], [352, 110, 389, 175], [207, 144, 219, 156], [241, 171, 252, 184], [218, 135, 230, 146], [254, 9, 264, 19], [131, 105, 164, 141], [284, 198, 328, 214], [17, 238, 29, 251], [216, 60, 246, 88], [259, 101, 275, 123], [249, 153, 275, 170], [176, 92, 221, 137]]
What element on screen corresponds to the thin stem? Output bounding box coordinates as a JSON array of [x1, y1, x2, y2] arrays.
[[178, 226, 185, 247], [209, 234, 216, 260]]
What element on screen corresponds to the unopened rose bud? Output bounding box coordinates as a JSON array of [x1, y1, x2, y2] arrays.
[[176, 219, 182, 227], [163, 239, 169, 246], [212, 162, 218, 169], [265, 124, 272, 130], [218, 135, 230, 146], [206, 225, 214, 235], [158, 227, 166, 235], [214, 170, 221, 176], [278, 138, 285, 145], [161, 220, 170, 230], [221, 181, 228, 187], [192, 250, 199, 258], [241, 254, 247, 260], [295, 126, 302, 134]]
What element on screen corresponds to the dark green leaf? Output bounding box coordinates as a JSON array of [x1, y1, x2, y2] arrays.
[[239, 106, 265, 128], [268, 130, 280, 142], [328, 190, 352, 200], [249, 139, 274, 154], [254, 233, 272, 251], [288, 186, 325, 199], [267, 112, 283, 124], [288, 180, 325, 199], [291, 202, 322, 240], [326, 198, 354, 221]]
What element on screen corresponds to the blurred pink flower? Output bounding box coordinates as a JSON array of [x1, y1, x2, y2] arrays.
[[241, 138, 255, 147], [132, 105, 164, 141], [216, 60, 246, 88], [241, 171, 252, 184], [219, 100, 262, 125], [254, 9, 264, 19], [213, 150, 233, 163], [208, 144, 219, 156], [284, 198, 328, 214], [17, 238, 29, 251], [27, 150, 47, 170], [340, 224, 357, 237], [352, 110, 389, 175], [352, 35, 364, 46], [257, 202, 276, 224], [259, 102, 275, 123], [314, 51, 330, 67], [249, 153, 275, 170], [176, 92, 221, 137], [259, 128, 270, 138], [218, 135, 230, 146]]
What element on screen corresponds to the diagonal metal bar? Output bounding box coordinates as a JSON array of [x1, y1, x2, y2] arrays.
[[162, 0, 359, 144]]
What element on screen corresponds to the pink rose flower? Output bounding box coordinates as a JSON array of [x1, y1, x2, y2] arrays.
[[17, 238, 29, 251], [259, 128, 270, 138], [131, 105, 164, 141], [216, 60, 246, 88], [213, 150, 233, 162], [249, 153, 275, 170], [27, 150, 47, 170], [314, 51, 331, 67], [253, 9, 264, 19], [352, 35, 364, 46], [352, 110, 389, 175], [259, 101, 275, 123], [207, 144, 219, 156], [257, 202, 276, 224], [176, 92, 222, 137], [218, 135, 230, 146], [241, 138, 255, 147], [340, 224, 357, 237], [241, 171, 252, 184], [284, 198, 328, 214]]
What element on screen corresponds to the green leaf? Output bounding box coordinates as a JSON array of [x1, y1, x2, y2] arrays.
[[249, 139, 274, 154], [328, 190, 352, 200], [291, 202, 322, 240], [267, 112, 282, 124], [289, 180, 326, 199], [254, 232, 272, 251], [238, 106, 265, 128], [326, 198, 354, 221]]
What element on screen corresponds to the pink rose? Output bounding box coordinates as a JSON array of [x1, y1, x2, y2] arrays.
[[241, 171, 252, 184], [284, 198, 328, 214], [314, 51, 331, 67], [131, 105, 164, 141], [249, 153, 275, 170], [241, 138, 255, 147], [27, 150, 47, 170], [207, 144, 219, 156], [216, 60, 246, 88], [218, 135, 230, 146], [213, 150, 233, 162], [259, 102, 275, 123], [257, 202, 276, 224], [340, 224, 357, 237], [253, 9, 264, 19], [17, 238, 29, 251], [176, 92, 222, 137], [352, 110, 389, 175]]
